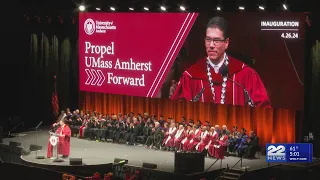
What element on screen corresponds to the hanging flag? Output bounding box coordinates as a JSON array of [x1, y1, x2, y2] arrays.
[[52, 76, 59, 118]]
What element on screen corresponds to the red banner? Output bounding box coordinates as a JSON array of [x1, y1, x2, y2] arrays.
[[79, 13, 198, 98]]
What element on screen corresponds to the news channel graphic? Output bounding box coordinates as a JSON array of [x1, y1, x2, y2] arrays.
[[266, 143, 313, 163]]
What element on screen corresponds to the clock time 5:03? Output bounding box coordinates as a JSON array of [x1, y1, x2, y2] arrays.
[[281, 32, 299, 39]]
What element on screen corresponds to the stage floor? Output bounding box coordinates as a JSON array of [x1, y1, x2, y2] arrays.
[[3, 129, 271, 172]]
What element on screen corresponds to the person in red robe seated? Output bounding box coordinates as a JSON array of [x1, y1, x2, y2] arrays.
[[47, 118, 71, 159], [79, 114, 89, 138], [171, 16, 270, 108], [208, 126, 220, 157], [196, 126, 210, 153], [186, 125, 201, 152], [213, 129, 229, 159], [181, 124, 193, 152], [173, 125, 185, 151], [162, 122, 177, 151]]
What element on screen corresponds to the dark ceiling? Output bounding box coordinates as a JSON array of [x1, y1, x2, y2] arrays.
[[19, 0, 318, 15]]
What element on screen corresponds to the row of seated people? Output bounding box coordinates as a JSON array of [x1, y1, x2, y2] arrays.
[[58, 108, 260, 159], [152, 123, 259, 158]]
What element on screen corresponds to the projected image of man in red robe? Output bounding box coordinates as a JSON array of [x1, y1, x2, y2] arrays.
[[171, 16, 270, 108]]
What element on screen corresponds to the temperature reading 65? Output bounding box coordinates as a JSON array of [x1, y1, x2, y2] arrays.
[[281, 32, 299, 39]]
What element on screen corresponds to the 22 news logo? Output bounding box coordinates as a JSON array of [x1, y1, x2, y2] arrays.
[[266, 144, 286, 162]]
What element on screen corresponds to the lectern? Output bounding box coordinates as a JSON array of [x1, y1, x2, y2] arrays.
[[49, 132, 64, 162]]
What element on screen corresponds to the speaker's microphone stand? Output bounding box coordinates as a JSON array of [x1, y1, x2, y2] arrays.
[[5, 122, 24, 138], [35, 121, 45, 159]]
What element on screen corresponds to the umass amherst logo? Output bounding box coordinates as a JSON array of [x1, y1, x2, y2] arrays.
[[84, 18, 95, 35]]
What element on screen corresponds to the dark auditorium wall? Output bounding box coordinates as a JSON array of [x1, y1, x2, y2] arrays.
[[21, 15, 79, 127], [0, 1, 22, 131], [303, 12, 320, 158]]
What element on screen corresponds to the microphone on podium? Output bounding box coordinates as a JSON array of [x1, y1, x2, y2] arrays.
[[219, 64, 255, 107]]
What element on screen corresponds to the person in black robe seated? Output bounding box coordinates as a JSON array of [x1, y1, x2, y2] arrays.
[[127, 117, 142, 145], [66, 108, 72, 118], [107, 115, 118, 141], [137, 122, 152, 144], [83, 116, 94, 139], [145, 122, 157, 148], [89, 117, 101, 140], [158, 116, 165, 126], [96, 116, 108, 141], [246, 131, 260, 158], [113, 120, 124, 143], [69, 110, 82, 137], [124, 121, 134, 143], [119, 121, 130, 143], [103, 118, 111, 139], [145, 122, 163, 149], [144, 117, 152, 127], [154, 124, 165, 149]]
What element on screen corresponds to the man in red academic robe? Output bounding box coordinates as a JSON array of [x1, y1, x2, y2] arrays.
[[79, 115, 89, 138], [47, 119, 71, 158], [213, 129, 229, 159], [181, 124, 193, 151], [186, 125, 201, 152], [196, 126, 210, 153], [56, 119, 71, 158], [173, 125, 185, 151], [208, 127, 220, 157], [171, 16, 270, 108], [162, 122, 177, 150]]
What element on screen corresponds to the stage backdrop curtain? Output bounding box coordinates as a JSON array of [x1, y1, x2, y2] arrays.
[[80, 92, 297, 147], [22, 17, 79, 125]]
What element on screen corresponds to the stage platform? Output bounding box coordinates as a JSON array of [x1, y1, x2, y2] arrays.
[[0, 128, 274, 173]]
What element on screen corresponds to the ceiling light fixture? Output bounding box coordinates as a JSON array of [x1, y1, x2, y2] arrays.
[[79, 5, 85, 11], [180, 6, 186, 11]]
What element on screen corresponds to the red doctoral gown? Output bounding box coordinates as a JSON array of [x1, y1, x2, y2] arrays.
[[213, 135, 229, 159], [47, 125, 71, 157], [208, 131, 220, 157], [182, 130, 193, 151], [173, 129, 185, 148], [171, 56, 271, 108], [163, 127, 177, 147], [196, 131, 210, 153], [56, 125, 71, 156], [187, 129, 202, 151]]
